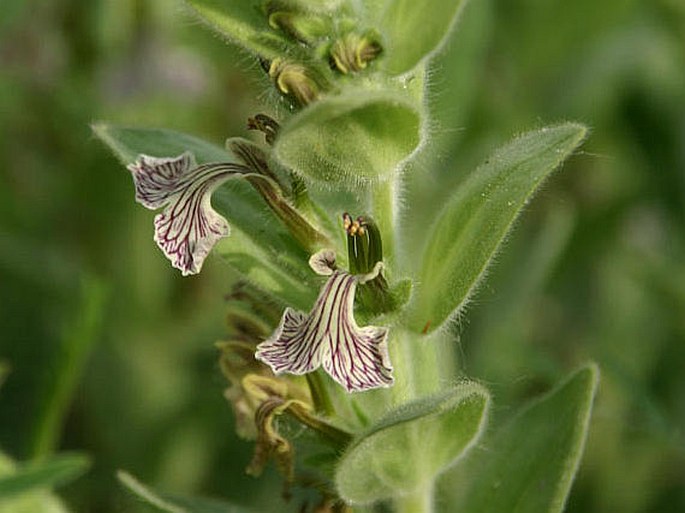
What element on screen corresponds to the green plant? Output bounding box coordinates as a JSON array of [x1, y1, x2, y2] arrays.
[[93, 1, 597, 512]]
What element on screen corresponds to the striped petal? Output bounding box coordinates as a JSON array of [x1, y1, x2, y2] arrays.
[[308, 249, 336, 276], [256, 251, 394, 393], [127, 153, 244, 276]]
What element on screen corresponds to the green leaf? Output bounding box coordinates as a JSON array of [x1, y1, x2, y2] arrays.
[[375, 0, 468, 75], [0, 451, 71, 512], [213, 230, 316, 311], [457, 364, 599, 513], [31, 276, 107, 458], [274, 90, 422, 186], [0, 489, 68, 513], [117, 471, 252, 513], [183, 0, 293, 60], [335, 382, 489, 504], [92, 124, 317, 310], [400, 0, 493, 252], [0, 453, 90, 500], [407, 123, 587, 334]]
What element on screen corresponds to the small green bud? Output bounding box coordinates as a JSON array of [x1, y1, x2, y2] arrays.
[[330, 32, 382, 74], [268, 58, 322, 106]]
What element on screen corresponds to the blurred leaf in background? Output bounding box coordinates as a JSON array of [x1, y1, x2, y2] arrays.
[[0, 0, 684, 512]]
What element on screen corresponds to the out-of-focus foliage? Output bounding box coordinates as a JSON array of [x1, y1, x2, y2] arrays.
[[0, 0, 683, 512]]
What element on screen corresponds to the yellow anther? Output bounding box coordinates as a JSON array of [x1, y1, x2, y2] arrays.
[[343, 212, 353, 231]]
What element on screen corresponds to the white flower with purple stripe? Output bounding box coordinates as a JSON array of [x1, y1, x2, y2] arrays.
[[127, 152, 245, 276], [256, 250, 394, 393]]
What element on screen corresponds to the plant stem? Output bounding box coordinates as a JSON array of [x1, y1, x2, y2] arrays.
[[386, 331, 452, 512], [286, 404, 353, 447], [395, 483, 434, 513], [306, 370, 336, 417], [391, 328, 446, 405], [371, 177, 397, 265]]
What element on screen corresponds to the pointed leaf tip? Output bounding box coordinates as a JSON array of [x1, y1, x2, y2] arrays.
[[183, 0, 295, 60], [118, 470, 254, 513], [0, 453, 90, 500], [408, 123, 588, 334], [377, 0, 468, 75], [457, 363, 599, 513]]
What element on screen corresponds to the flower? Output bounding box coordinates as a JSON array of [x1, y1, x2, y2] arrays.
[[127, 152, 246, 275], [255, 250, 394, 392]]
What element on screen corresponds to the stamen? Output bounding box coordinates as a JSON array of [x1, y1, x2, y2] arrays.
[[256, 250, 394, 393]]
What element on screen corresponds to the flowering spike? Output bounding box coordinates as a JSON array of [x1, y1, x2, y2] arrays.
[[256, 251, 394, 393], [127, 153, 245, 275]]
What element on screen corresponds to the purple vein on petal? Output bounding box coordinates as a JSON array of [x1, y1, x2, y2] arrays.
[[127, 152, 246, 275], [256, 250, 394, 393]]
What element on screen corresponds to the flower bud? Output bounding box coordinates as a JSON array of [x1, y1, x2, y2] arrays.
[[269, 58, 323, 106], [330, 32, 382, 74]]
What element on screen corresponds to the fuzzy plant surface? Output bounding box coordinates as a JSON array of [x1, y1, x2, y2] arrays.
[[92, 1, 597, 512]]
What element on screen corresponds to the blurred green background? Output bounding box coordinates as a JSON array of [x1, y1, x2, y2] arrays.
[[0, 0, 683, 511]]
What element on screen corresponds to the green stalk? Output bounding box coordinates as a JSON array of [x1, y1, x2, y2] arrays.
[[367, 137, 450, 513], [286, 404, 353, 447], [390, 328, 446, 405], [371, 177, 398, 265], [395, 483, 434, 513], [386, 330, 455, 512], [306, 370, 336, 417]]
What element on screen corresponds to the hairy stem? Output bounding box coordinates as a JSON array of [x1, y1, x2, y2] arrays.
[[391, 328, 446, 405], [286, 404, 353, 447], [371, 177, 398, 265], [395, 483, 434, 513], [306, 370, 336, 417]]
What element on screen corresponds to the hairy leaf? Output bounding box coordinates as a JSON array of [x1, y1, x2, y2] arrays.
[[335, 382, 489, 504], [183, 0, 293, 60], [274, 90, 421, 186], [376, 0, 468, 75], [457, 364, 599, 513], [407, 123, 587, 334]]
